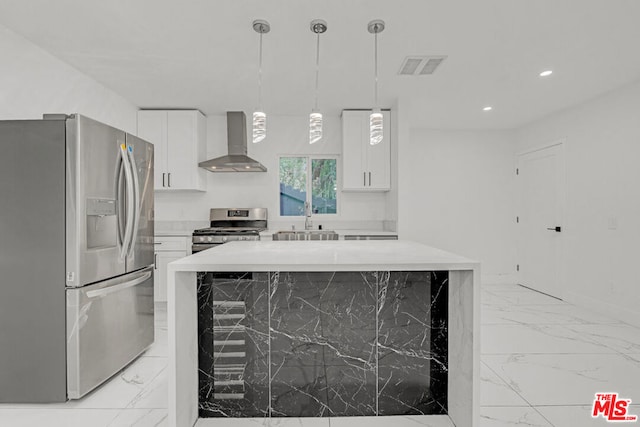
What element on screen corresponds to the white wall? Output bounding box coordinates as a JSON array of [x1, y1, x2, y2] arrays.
[[516, 79, 640, 326], [155, 113, 390, 230], [398, 128, 517, 283], [0, 26, 137, 133]]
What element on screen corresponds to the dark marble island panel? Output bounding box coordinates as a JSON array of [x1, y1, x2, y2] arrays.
[[197, 270, 448, 418]]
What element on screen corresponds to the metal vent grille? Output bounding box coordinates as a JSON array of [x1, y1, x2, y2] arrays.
[[398, 55, 447, 75]]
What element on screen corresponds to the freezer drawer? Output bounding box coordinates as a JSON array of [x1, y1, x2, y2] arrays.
[[66, 267, 154, 399]]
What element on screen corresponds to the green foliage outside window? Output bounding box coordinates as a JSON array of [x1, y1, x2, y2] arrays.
[[279, 156, 337, 216]]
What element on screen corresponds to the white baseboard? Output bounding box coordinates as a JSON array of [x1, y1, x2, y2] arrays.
[[481, 274, 517, 285], [565, 290, 640, 328]]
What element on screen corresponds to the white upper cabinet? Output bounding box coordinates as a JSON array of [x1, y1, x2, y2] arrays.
[[342, 110, 391, 191], [137, 110, 207, 191]]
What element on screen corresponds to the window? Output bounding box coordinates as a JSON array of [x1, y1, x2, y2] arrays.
[[279, 156, 337, 216]]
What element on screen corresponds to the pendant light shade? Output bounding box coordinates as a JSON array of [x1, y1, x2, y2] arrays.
[[309, 19, 327, 144], [368, 20, 385, 145], [309, 111, 323, 144], [370, 109, 384, 145], [252, 20, 270, 143], [252, 111, 266, 143]]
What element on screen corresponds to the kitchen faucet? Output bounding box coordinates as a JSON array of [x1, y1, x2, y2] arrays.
[[304, 201, 313, 230]]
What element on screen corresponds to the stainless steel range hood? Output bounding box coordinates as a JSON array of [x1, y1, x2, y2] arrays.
[[199, 111, 267, 172]]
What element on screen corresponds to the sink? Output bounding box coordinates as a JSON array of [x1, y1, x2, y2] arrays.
[[273, 230, 339, 241]]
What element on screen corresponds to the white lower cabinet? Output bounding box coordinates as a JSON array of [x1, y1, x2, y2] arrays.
[[154, 235, 190, 302]]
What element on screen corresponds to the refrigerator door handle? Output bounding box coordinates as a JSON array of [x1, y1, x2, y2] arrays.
[[118, 144, 135, 259], [126, 146, 141, 256], [85, 268, 152, 299], [116, 157, 126, 253]]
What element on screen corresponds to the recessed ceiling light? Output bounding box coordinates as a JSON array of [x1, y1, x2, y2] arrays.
[[539, 70, 553, 77], [483, 106, 493, 111]]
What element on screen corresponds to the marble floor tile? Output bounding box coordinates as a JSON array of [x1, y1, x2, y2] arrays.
[[330, 415, 455, 426], [482, 284, 526, 291], [0, 409, 120, 427], [482, 291, 517, 306], [0, 408, 168, 427], [562, 323, 640, 354], [536, 405, 640, 427], [126, 361, 168, 409], [481, 362, 529, 406], [481, 303, 621, 326], [482, 324, 616, 355], [622, 353, 640, 363], [196, 418, 330, 426], [67, 356, 168, 409], [483, 289, 565, 306], [0, 356, 167, 411], [483, 353, 640, 406], [107, 408, 168, 426], [480, 407, 552, 426]]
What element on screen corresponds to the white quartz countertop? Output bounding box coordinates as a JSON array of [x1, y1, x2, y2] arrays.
[[259, 229, 398, 238], [168, 240, 479, 272], [155, 230, 193, 237]]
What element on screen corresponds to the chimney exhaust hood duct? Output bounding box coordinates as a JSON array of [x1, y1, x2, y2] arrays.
[[199, 111, 267, 172]]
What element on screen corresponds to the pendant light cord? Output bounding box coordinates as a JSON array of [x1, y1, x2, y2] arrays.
[[374, 30, 379, 108], [314, 32, 320, 111], [258, 31, 263, 110]]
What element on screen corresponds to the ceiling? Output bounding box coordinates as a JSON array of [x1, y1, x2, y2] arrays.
[[1, 0, 640, 129]]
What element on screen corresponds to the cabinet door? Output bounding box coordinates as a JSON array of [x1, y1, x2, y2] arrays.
[[166, 111, 197, 190], [342, 110, 367, 190], [165, 111, 206, 191], [366, 111, 391, 190], [155, 250, 186, 302], [137, 110, 167, 190]]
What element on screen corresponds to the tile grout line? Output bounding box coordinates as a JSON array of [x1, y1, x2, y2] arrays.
[[481, 359, 556, 426]]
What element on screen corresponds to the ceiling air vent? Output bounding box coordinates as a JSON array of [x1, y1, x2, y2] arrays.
[[398, 55, 447, 75]]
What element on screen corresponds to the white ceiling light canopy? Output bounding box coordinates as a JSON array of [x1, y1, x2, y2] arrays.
[[368, 19, 385, 145], [539, 70, 553, 77], [252, 19, 270, 144], [309, 19, 327, 144]]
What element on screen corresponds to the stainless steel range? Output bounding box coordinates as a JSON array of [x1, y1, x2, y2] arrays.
[[192, 208, 267, 253]]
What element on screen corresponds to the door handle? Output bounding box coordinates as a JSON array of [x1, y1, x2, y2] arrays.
[[116, 158, 126, 252], [118, 144, 135, 260], [126, 146, 140, 256], [86, 269, 152, 299], [363, 172, 366, 186], [547, 226, 562, 232], [162, 173, 166, 187], [368, 172, 371, 186], [168, 172, 171, 187]]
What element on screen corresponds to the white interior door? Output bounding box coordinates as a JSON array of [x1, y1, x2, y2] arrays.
[[517, 143, 564, 298]]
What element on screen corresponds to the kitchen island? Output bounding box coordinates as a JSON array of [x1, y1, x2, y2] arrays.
[[167, 240, 480, 427]]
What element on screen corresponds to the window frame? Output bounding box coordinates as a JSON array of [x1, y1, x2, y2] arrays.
[[277, 154, 341, 218]]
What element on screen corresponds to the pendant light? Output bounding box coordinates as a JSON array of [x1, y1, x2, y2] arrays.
[[252, 19, 270, 143], [309, 19, 327, 144], [368, 20, 385, 145]]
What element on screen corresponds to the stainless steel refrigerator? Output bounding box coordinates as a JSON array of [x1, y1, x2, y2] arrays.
[[0, 114, 155, 402]]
